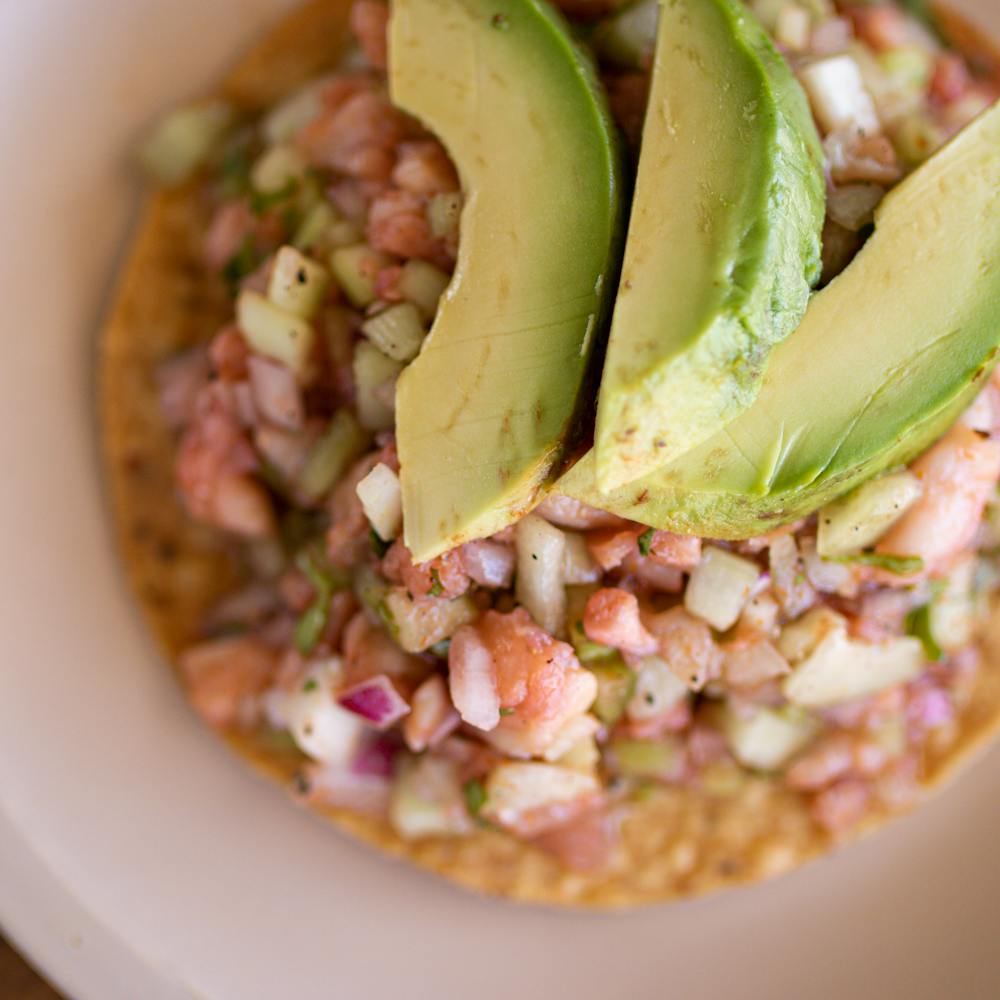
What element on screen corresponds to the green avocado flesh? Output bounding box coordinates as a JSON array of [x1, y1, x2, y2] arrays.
[[592, 0, 824, 492], [391, 0, 622, 562], [563, 101, 1000, 538]]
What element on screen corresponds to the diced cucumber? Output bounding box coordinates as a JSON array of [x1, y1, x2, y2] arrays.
[[330, 244, 391, 308], [777, 606, 847, 663], [626, 656, 689, 720], [138, 100, 233, 186], [426, 192, 462, 238], [514, 514, 567, 638], [609, 737, 682, 780], [293, 202, 338, 253], [267, 246, 330, 320], [816, 470, 922, 557], [587, 655, 636, 726], [353, 340, 403, 432], [236, 290, 316, 377], [383, 590, 478, 653], [298, 410, 370, 502], [361, 302, 426, 363], [262, 81, 326, 144], [390, 755, 469, 838], [684, 546, 761, 631], [397, 259, 451, 319], [250, 144, 307, 194], [722, 704, 817, 771]]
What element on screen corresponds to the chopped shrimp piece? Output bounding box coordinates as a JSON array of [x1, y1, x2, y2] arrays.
[[586, 525, 642, 571], [367, 188, 448, 264], [642, 606, 722, 691], [403, 674, 460, 752], [624, 699, 693, 740], [350, 0, 389, 71], [391, 140, 459, 195], [455, 609, 598, 756], [846, 5, 911, 51], [209, 324, 249, 382], [461, 539, 515, 589], [157, 347, 209, 430], [180, 636, 278, 728], [785, 734, 856, 791], [534, 494, 626, 531], [722, 631, 790, 689], [381, 540, 470, 599], [203, 200, 254, 272], [326, 451, 387, 565], [649, 531, 701, 570], [877, 425, 1000, 572], [583, 588, 658, 655], [605, 72, 650, 146], [532, 802, 617, 871], [811, 779, 870, 833], [931, 53, 972, 105], [621, 551, 684, 592], [342, 611, 426, 686], [212, 474, 277, 537], [448, 625, 501, 730]]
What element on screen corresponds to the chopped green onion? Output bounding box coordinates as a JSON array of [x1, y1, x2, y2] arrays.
[[370, 528, 390, 558], [499, 707, 516, 717], [293, 547, 348, 654], [637, 527, 655, 557], [298, 410, 370, 502], [462, 778, 487, 816], [428, 568, 444, 597], [833, 552, 924, 575], [294, 603, 328, 654], [905, 604, 944, 662]]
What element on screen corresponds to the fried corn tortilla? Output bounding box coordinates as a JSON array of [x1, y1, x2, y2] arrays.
[[101, 0, 1000, 908]]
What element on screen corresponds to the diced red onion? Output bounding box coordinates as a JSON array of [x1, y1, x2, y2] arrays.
[[351, 734, 400, 777], [337, 674, 410, 729]]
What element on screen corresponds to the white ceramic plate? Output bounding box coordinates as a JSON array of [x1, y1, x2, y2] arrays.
[[2, 2, 1000, 998]]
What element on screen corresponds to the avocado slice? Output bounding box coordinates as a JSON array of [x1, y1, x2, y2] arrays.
[[592, 0, 824, 491], [562, 102, 1000, 538], [390, 0, 622, 562]]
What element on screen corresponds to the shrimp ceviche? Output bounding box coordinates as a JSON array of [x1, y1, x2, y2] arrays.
[[109, 0, 1000, 905]]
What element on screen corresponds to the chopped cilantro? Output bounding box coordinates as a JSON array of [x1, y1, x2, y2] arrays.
[[637, 527, 655, 557], [428, 568, 444, 597], [294, 603, 328, 655], [833, 552, 924, 575], [463, 778, 487, 816], [221, 235, 258, 296], [302, 677, 319, 693], [499, 707, 515, 717], [249, 177, 299, 216], [369, 528, 390, 558], [905, 604, 944, 662], [429, 638, 451, 658]]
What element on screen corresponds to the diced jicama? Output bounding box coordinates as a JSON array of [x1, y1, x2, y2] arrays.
[[383, 590, 478, 653], [783, 625, 924, 707], [389, 755, 471, 838], [297, 410, 370, 502], [250, 144, 307, 193], [722, 704, 817, 770], [816, 470, 922, 557], [330, 244, 391, 307], [625, 656, 688, 721], [480, 763, 598, 836], [236, 290, 316, 378], [799, 55, 880, 135], [684, 546, 761, 631], [361, 303, 426, 363], [281, 659, 364, 765], [266, 246, 330, 320], [562, 532, 601, 585], [514, 514, 568, 637], [397, 259, 451, 319], [138, 100, 232, 185], [356, 462, 403, 541]]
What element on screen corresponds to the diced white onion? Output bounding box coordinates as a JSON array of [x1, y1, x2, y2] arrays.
[[356, 462, 403, 541], [281, 659, 363, 766], [799, 55, 880, 135]]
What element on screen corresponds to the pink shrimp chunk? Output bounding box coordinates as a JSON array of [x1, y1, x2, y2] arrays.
[[583, 588, 658, 655], [180, 636, 278, 729]]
